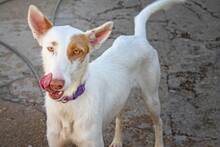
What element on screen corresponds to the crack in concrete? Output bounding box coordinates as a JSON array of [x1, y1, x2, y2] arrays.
[[96, 4, 141, 16], [191, 0, 220, 19], [168, 114, 217, 142], [164, 20, 220, 43], [183, 3, 202, 20], [0, 75, 44, 106], [0, 97, 46, 115], [0, 77, 26, 89]]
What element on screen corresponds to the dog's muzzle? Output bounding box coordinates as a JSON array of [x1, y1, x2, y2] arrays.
[[39, 73, 65, 99]]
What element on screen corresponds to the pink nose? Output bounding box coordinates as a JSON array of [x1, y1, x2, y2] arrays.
[[49, 79, 65, 91]]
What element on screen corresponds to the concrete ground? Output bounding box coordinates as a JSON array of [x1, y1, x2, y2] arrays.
[[0, 0, 219, 147]]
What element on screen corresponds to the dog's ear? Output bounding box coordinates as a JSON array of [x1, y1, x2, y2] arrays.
[[28, 5, 53, 45], [86, 21, 113, 49]]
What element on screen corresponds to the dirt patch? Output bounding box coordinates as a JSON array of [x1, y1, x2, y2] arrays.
[[0, 99, 47, 147]]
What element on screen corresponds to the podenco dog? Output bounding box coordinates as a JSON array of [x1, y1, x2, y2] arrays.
[[28, 0, 184, 146]]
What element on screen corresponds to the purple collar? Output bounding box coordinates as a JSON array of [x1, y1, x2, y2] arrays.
[[59, 83, 86, 103]]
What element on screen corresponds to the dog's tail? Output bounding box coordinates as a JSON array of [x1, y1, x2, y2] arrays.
[[134, 0, 185, 38]]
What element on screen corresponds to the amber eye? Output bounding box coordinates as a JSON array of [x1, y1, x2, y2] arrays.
[[47, 47, 54, 53], [73, 48, 82, 55]]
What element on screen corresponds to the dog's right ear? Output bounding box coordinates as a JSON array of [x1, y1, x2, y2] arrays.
[[28, 5, 53, 45]]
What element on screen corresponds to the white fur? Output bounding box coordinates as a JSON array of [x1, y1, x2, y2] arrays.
[[28, 0, 185, 147]]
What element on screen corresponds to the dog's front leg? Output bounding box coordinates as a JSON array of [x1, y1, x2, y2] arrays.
[[76, 133, 104, 147], [47, 117, 64, 147], [79, 139, 104, 147], [75, 122, 104, 147], [77, 131, 104, 147]]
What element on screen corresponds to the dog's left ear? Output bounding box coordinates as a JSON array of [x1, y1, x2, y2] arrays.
[[86, 21, 113, 49], [28, 5, 53, 45]]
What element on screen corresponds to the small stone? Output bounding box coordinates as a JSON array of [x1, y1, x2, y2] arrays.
[[0, 107, 7, 113]]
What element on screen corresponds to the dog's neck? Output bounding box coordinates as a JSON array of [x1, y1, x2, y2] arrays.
[[64, 61, 89, 97]]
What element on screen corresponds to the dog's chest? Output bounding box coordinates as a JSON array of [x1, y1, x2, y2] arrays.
[[46, 100, 75, 134], [56, 104, 76, 139]]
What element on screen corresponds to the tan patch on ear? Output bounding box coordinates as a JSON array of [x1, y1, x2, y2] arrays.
[[67, 34, 90, 62]]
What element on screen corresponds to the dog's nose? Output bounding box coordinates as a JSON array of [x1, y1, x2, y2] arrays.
[[50, 79, 65, 91]]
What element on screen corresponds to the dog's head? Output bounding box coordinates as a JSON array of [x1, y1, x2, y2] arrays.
[[28, 5, 113, 99]]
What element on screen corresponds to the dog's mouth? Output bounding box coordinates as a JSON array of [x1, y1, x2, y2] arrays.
[[48, 91, 64, 99], [39, 73, 64, 100]]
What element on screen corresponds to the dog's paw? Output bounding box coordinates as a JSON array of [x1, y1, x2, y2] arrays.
[[109, 140, 122, 147]]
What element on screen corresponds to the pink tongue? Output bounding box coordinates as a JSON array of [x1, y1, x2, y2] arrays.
[[39, 73, 52, 90]]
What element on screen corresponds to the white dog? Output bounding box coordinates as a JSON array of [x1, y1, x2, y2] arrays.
[[28, 0, 184, 146]]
